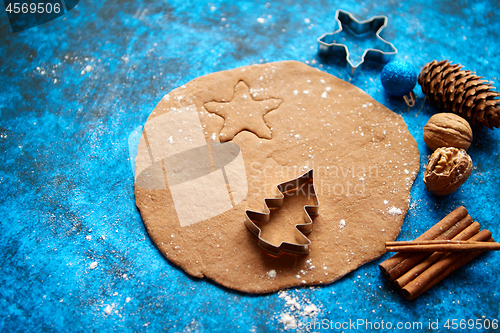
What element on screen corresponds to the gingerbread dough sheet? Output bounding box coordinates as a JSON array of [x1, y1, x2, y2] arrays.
[[134, 61, 419, 293]]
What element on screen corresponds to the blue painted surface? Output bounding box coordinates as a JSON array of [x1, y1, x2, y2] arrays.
[[1, 0, 499, 332]]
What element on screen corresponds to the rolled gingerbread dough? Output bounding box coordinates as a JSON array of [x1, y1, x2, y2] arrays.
[[134, 60, 419, 293]]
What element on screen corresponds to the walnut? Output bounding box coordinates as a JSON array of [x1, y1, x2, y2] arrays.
[[423, 147, 473, 196], [423, 113, 473, 151]]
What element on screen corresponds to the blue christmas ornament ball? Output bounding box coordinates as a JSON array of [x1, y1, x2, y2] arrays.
[[381, 60, 417, 97]]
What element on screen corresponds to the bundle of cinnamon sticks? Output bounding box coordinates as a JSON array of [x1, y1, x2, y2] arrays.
[[379, 206, 497, 300]]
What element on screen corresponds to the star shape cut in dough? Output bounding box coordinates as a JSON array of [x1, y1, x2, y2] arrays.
[[204, 81, 282, 142]]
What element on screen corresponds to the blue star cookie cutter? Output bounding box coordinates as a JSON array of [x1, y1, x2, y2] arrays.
[[318, 9, 397, 76]]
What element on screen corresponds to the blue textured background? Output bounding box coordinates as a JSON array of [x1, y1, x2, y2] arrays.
[[1, 0, 499, 332]]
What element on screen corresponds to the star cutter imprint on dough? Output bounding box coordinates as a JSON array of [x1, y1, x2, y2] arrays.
[[244, 169, 320, 256], [317, 9, 397, 76], [203, 81, 282, 142]]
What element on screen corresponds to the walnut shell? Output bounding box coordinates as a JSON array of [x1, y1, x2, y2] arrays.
[[423, 147, 473, 196], [423, 113, 473, 151]]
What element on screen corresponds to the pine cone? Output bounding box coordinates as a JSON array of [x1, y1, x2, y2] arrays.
[[418, 60, 500, 129]]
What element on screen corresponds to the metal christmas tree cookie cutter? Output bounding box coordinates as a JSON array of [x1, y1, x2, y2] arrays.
[[317, 9, 397, 76], [244, 169, 319, 256]]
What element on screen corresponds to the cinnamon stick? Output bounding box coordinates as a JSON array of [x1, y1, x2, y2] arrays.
[[401, 229, 493, 300], [379, 206, 468, 279], [386, 240, 485, 246], [394, 222, 481, 289], [379, 208, 472, 281], [386, 240, 500, 252]]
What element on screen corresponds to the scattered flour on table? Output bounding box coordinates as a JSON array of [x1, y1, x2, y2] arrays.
[[104, 304, 114, 315], [277, 290, 321, 330]]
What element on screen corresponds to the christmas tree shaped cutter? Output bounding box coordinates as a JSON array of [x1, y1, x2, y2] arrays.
[[244, 169, 319, 256]]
